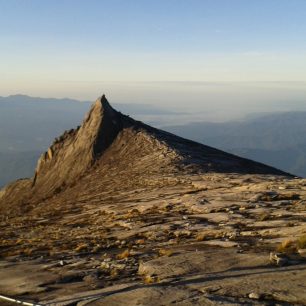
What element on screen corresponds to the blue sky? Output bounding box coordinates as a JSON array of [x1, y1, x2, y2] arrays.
[[1, 0, 306, 114]]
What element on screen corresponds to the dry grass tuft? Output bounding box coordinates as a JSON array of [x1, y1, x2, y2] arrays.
[[297, 235, 306, 249], [110, 268, 119, 278], [135, 239, 146, 245], [258, 212, 271, 221], [158, 248, 173, 257], [277, 235, 306, 254], [196, 232, 206, 241], [117, 249, 130, 259], [74, 243, 88, 252], [143, 274, 159, 284], [277, 239, 297, 254], [22, 248, 34, 256]]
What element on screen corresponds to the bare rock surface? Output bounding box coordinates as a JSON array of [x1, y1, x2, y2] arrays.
[[0, 96, 305, 305]]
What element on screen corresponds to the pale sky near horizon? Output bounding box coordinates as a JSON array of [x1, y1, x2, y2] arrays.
[[1, 0, 306, 114]]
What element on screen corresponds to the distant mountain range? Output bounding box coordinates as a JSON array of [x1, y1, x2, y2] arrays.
[[163, 112, 306, 177], [0, 94, 306, 187]]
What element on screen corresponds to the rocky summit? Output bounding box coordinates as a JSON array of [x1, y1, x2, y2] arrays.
[[0, 96, 305, 306]]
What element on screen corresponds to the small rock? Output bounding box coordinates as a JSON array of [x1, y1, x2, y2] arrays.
[[298, 249, 306, 257], [248, 292, 261, 299], [270, 252, 288, 266]]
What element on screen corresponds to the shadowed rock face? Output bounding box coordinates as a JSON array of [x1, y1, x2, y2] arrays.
[[0, 95, 290, 212]]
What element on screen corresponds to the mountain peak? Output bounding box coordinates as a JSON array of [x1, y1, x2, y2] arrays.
[[94, 94, 111, 109], [88, 94, 119, 126], [100, 93, 107, 104], [28, 96, 123, 194], [0, 95, 290, 207]]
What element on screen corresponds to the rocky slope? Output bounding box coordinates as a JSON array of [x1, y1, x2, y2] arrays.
[[0, 96, 305, 305], [0, 95, 289, 213]]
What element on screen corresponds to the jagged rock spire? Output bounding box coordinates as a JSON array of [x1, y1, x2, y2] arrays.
[[31, 95, 123, 194], [0, 95, 290, 208], [101, 94, 107, 103], [98, 94, 110, 109]]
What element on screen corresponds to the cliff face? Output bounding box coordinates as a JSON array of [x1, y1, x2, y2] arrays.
[[31, 95, 123, 194]]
